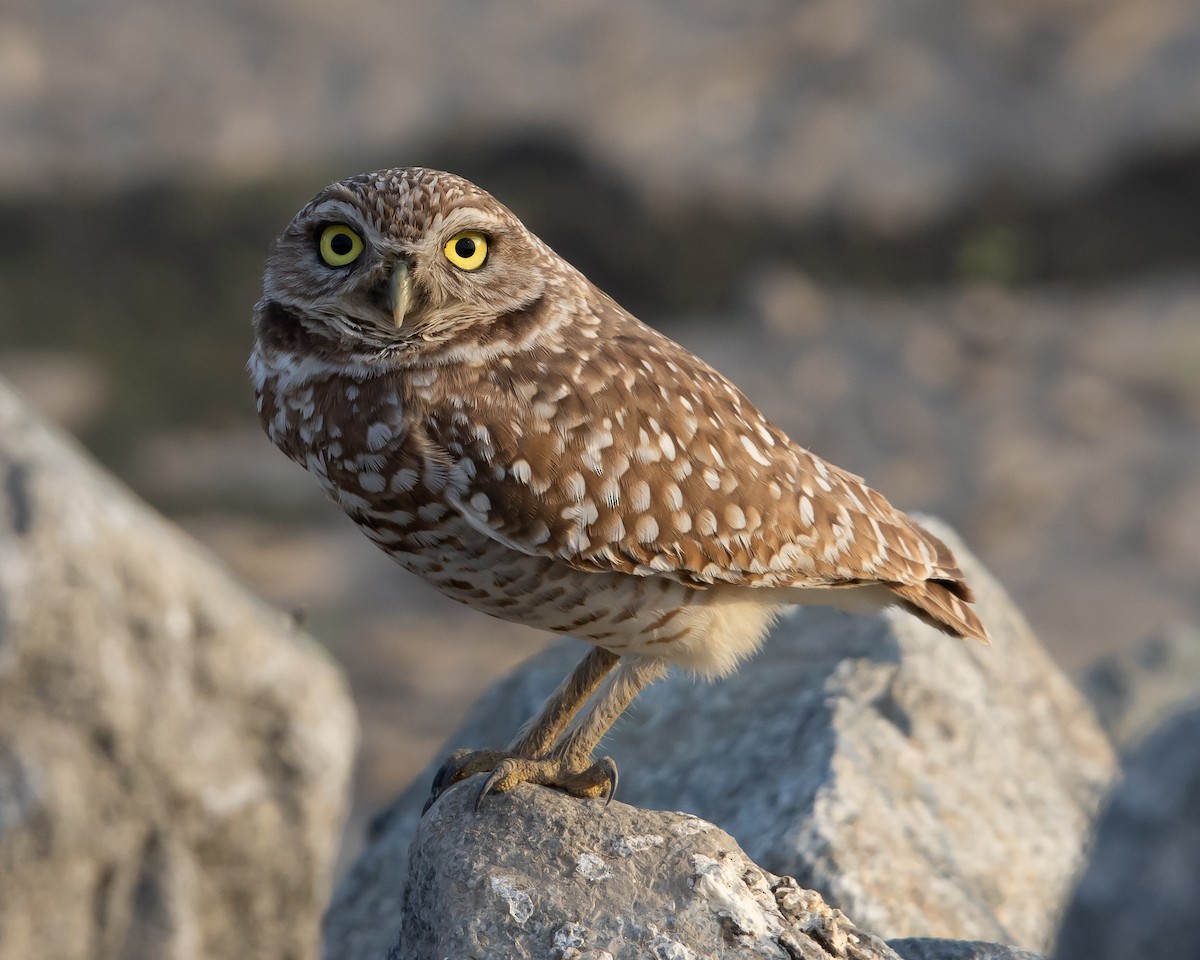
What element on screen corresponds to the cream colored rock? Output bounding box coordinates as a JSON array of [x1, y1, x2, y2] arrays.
[[0, 378, 358, 960]]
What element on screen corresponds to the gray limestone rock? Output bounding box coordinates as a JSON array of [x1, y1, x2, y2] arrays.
[[0, 378, 358, 960], [392, 786, 1044, 959], [1053, 706, 1200, 960], [327, 520, 1114, 958], [393, 782, 984, 960]]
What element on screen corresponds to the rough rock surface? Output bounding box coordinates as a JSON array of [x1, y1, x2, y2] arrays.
[[0, 378, 358, 960], [394, 783, 1041, 960], [327, 520, 1114, 959], [1053, 706, 1200, 960], [1082, 622, 1200, 750]]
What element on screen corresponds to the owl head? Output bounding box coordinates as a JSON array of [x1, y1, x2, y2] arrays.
[[255, 168, 568, 363]]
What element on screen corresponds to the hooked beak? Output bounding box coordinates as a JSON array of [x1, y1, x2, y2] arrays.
[[387, 260, 412, 328]]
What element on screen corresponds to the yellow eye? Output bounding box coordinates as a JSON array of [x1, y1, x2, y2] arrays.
[[319, 225, 364, 267], [443, 231, 489, 271]]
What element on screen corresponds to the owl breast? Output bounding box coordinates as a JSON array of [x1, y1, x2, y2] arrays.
[[250, 344, 762, 673]]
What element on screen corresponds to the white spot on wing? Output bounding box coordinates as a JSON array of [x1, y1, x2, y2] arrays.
[[799, 495, 815, 527], [630, 480, 651, 513], [739, 434, 772, 467], [636, 515, 660, 543]]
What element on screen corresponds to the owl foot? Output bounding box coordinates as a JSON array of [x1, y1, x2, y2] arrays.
[[423, 747, 512, 814], [422, 747, 618, 814], [473, 754, 619, 811]]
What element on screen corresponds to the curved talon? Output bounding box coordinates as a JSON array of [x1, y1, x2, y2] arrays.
[[596, 755, 619, 807], [429, 747, 473, 796], [474, 758, 519, 812], [424, 747, 501, 816], [431, 751, 623, 814]]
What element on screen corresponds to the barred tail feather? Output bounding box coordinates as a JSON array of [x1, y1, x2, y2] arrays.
[[889, 580, 991, 645]]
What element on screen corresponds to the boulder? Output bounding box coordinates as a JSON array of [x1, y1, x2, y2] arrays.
[[1082, 623, 1200, 750], [1053, 706, 1200, 960], [0, 378, 358, 960], [327, 520, 1114, 958], [394, 783, 1042, 960]]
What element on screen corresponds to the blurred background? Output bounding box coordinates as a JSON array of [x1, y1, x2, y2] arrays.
[[2, 0, 1199, 866]]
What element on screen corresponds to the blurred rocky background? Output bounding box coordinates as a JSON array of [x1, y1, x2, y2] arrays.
[[3, 0, 1200, 886]]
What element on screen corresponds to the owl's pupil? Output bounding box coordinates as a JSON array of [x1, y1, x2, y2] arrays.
[[455, 237, 476, 259], [330, 233, 354, 256]]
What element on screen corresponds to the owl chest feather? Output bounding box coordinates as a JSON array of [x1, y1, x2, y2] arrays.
[[254, 349, 529, 582], [252, 348, 763, 670], [254, 351, 443, 514]]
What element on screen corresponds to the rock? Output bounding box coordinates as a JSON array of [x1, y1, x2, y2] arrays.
[[0, 378, 358, 960], [1053, 706, 1200, 960], [327, 519, 1114, 958], [891, 940, 1045, 960], [394, 783, 1036, 960], [1082, 623, 1200, 750]]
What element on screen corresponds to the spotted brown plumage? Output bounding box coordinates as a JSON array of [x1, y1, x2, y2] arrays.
[[250, 167, 989, 808]]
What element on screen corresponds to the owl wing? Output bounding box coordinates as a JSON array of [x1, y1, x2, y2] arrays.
[[433, 295, 984, 639]]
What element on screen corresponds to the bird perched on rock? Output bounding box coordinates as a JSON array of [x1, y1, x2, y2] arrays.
[[250, 167, 989, 811]]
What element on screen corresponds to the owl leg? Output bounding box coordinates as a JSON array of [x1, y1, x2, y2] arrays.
[[511, 646, 622, 757], [472, 656, 668, 808], [423, 646, 620, 813]]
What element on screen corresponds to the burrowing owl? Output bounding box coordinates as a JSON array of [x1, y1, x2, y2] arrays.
[[250, 168, 988, 809]]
